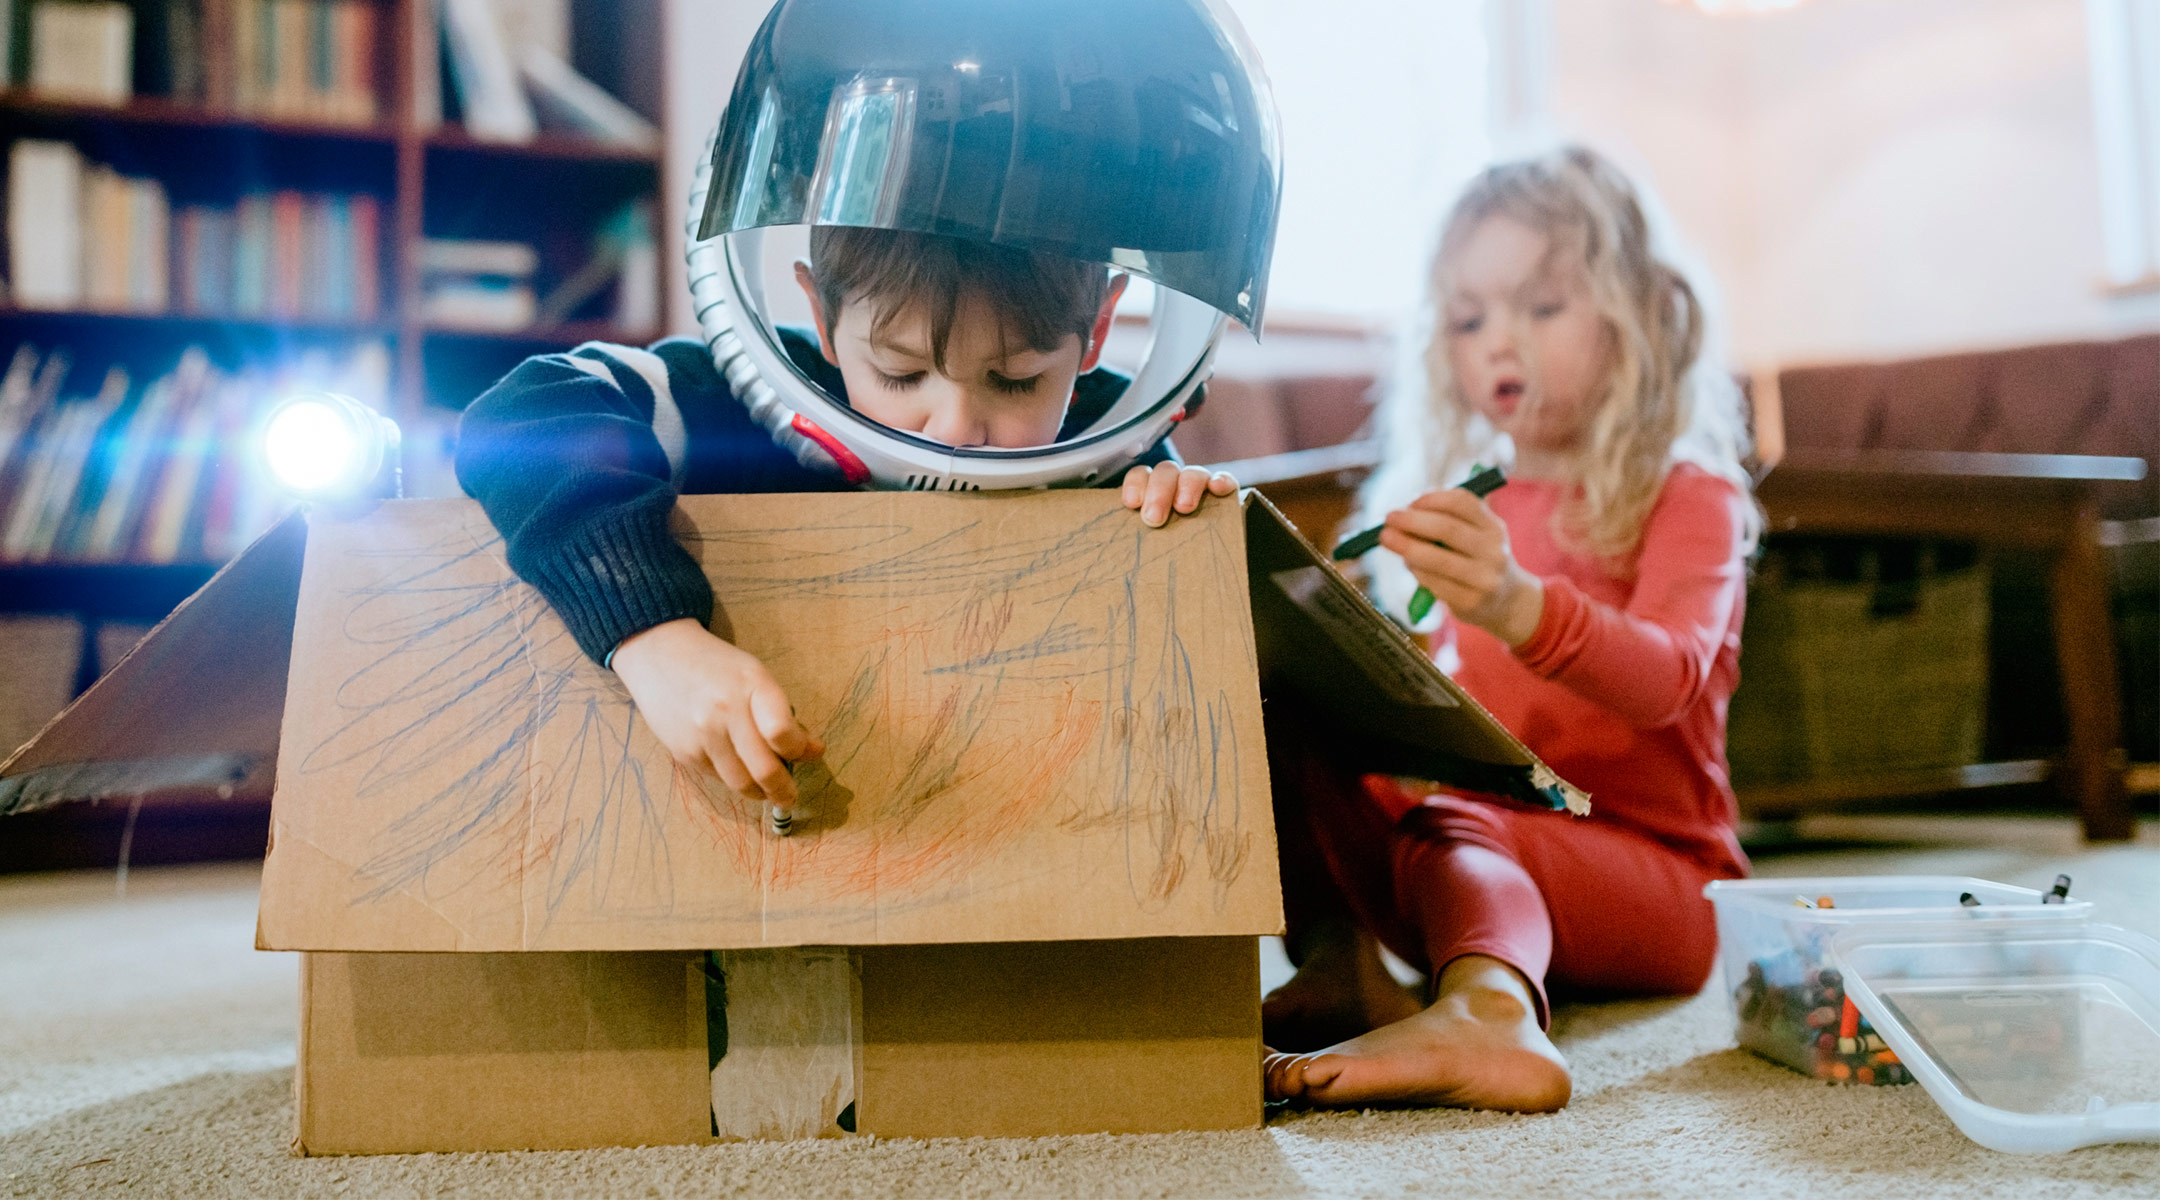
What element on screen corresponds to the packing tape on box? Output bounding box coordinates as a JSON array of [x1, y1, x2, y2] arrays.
[[708, 947, 862, 1140]]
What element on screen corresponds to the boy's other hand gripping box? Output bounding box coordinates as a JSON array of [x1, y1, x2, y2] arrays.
[[3, 490, 1579, 1153]]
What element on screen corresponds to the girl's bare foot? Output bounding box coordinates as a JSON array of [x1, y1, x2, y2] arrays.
[[1261, 923, 1424, 1053], [1264, 954, 1572, 1113]]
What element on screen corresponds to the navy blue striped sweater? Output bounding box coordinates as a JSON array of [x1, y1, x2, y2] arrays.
[[453, 330, 1181, 666]]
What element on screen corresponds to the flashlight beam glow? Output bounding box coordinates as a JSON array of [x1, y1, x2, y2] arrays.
[[263, 393, 398, 498]]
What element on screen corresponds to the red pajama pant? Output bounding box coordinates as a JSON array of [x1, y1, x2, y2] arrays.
[[1268, 711, 1740, 1027]]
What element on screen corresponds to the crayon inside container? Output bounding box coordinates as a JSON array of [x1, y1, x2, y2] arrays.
[[1704, 877, 2091, 1084]]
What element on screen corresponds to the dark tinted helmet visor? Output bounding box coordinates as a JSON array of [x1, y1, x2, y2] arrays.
[[696, 0, 1282, 332]]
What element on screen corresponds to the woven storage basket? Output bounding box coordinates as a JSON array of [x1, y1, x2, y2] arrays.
[[1730, 541, 1990, 786]]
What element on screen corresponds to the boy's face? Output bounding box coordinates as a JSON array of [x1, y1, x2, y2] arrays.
[[796, 264, 1125, 449]]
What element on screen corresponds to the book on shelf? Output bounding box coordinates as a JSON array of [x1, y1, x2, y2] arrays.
[[81, 349, 196, 558], [409, 0, 439, 128], [418, 236, 537, 278], [615, 200, 658, 332], [519, 45, 659, 151], [27, 0, 131, 105], [0, 339, 387, 564], [79, 166, 170, 313], [433, 0, 654, 147], [0, 344, 67, 529], [2, 364, 124, 560], [349, 192, 379, 318], [4, 136, 383, 322], [440, 0, 534, 142], [422, 278, 535, 330], [491, 0, 565, 60], [41, 366, 131, 559], [5, 139, 84, 309], [167, 0, 205, 101], [421, 235, 536, 330], [154, 0, 379, 123], [271, 189, 305, 317]]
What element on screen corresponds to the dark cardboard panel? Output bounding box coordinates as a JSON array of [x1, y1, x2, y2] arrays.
[[0, 512, 307, 814], [1243, 494, 1586, 811]]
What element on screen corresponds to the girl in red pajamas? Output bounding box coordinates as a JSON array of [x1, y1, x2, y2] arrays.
[[1263, 146, 1762, 1113]]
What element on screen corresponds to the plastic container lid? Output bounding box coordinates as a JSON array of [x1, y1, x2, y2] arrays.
[[1705, 876, 2093, 923], [1835, 918, 2160, 1153]]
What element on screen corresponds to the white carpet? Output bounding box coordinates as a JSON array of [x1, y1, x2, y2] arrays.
[[5, 815, 2160, 1199]]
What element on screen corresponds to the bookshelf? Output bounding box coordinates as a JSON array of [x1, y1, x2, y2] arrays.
[[0, 0, 670, 859], [0, 0, 668, 541]]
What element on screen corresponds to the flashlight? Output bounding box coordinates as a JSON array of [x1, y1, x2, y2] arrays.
[[263, 392, 402, 500]]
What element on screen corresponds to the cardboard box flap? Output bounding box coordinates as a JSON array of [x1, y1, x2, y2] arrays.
[[259, 493, 1283, 952], [1244, 494, 1589, 814], [0, 511, 306, 816]]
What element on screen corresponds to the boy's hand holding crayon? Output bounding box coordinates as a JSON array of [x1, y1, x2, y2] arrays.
[[608, 618, 827, 810], [610, 465, 1235, 832]]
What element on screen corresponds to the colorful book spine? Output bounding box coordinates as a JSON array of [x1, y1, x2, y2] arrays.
[[231, 0, 261, 112], [203, 0, 236, 108], [350, 192, 380, 319], [128, 176, 171, 313], [271, 189, 307, 317], [233, 192, 272, 315]]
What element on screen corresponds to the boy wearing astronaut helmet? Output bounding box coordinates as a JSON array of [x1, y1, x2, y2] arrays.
[[456, 0, 1281, 822]]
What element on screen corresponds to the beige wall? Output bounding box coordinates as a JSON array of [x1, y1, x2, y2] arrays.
[[662, 1, 2151, 365], [1548, 0, 2160, 367]]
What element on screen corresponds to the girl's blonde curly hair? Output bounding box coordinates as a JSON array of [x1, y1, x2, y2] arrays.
[[1357, 145, 1759, 602]]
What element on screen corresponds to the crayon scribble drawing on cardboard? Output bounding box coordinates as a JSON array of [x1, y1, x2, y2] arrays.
[[1, 486, 1584, 1149], [255, 490, 1281, 952]]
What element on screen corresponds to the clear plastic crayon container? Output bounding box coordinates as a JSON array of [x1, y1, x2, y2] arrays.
[[1836, 918, 2160, 1152], [1703, 876, 2091, 1081]]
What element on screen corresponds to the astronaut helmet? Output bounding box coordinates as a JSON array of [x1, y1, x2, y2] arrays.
[[684, 0, 1282, 490]]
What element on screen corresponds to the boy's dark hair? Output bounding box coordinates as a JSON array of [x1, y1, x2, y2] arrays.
[[807, 227, 1110, 371]]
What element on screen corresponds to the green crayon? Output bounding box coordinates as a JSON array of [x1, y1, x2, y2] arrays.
[[1330, 466, 1508, 624]]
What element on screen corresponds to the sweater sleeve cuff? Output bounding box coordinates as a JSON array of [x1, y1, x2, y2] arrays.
[[520, 509, 714, 667], [1511, 574, 1581, 677]]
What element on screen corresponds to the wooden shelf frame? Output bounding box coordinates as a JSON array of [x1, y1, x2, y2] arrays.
[[0, 90, 399, 142]]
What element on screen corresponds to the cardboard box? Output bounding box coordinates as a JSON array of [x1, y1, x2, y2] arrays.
[[4, 490, 1581, 1153]]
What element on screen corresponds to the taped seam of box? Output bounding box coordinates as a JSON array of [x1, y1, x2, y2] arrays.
[[707, 947, 862, 1140]]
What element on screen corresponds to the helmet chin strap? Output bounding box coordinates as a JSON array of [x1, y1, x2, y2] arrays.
[[685, 127, 1224, 492]]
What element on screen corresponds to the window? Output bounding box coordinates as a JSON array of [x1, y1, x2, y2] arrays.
[[2086, 0, 2160, 290]]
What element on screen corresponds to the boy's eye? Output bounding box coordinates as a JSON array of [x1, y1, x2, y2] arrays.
[[988, 372, 1041, 395], [1530, 299, 1564, 319], [876, 370, 926, 391], [1448, 316, 1483, 335]]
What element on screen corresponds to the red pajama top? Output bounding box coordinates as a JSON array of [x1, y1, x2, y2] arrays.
[[1437, 463, 1752, 873]]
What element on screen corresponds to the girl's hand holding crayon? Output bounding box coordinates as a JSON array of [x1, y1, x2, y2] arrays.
[[1380, 488, 1545, 647]]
